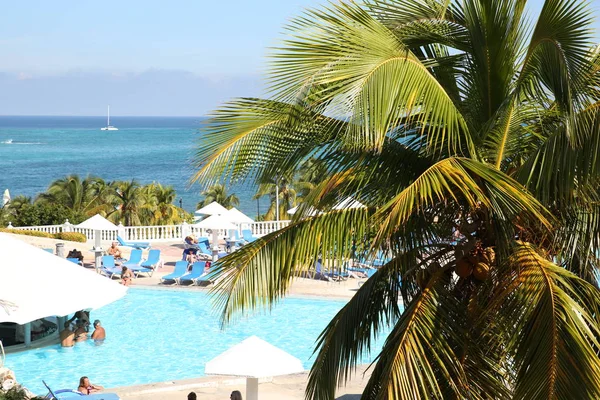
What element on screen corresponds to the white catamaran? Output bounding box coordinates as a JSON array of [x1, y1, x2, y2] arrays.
[[101, 106, 118, 131]]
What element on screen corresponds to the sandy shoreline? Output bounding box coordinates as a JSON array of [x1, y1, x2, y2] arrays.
[[6, 233, 369, 399]]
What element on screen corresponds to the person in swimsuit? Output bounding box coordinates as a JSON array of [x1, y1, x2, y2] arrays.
[[78, 376, 103, 394], [73, 323, 88, 342], [121, 266, 133, 286], [230, 390, 243, 400], [91, 320, 106, 341], [59, 322, 75, 347], [107, 242, 123, 260]]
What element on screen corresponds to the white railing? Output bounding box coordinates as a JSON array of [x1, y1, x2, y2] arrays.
[[251, 220, 291, 236], [6, 220, 292, 243]]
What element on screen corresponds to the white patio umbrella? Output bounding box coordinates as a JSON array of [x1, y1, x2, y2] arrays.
[[2, 189, 10, 207], [205, 336, 305, 400], [194, 201, 228, 216], [77, 214, 118, 270], [333, 197, 366, 210], [225, 207, 254, 224], [0, 233, 127, 342], [194, 214, 238, 261]]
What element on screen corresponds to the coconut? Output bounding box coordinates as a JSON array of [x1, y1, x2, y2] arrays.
[[482, 247, 496, 265], [456, 257, 473, 278], [473, 262, 490, 281]]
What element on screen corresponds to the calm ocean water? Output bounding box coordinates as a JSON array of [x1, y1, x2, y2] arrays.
[[0, 116, 265, 217]]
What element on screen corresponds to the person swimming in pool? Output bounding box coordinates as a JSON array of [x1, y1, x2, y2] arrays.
[[73, 322, 88, 342], [77, 376, 103, 394], [91, 320, 106, 341]]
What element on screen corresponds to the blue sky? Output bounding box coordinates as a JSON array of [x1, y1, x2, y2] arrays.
[[0, 0, 598, 116]]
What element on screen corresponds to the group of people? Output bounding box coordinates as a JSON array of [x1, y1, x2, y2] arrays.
[[59, 310, 106, 347], [107, 242, 134, 286], [187, 390, 242, 399]]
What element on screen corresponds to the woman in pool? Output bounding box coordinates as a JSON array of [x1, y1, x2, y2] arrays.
[[230, 390, 242, 400], [78, 376, 103, 394], [121, 266, 133, 286]]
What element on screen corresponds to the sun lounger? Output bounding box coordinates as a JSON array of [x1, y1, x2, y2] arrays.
[[101, 256, 122, 279], [178, 261, 207, 285], [123, 249, 143, 267], [117, 235, 151, 250], [160, 260, 189, 285], [241, 229, 258, 243], [66, 257, 82, 266], [198, 242, 227, 259], [196, 266, 221, 285], [43, 380, 121, 400], [140, 249, 161, 270]]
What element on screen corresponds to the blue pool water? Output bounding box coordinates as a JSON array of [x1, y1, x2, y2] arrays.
[[5, 288, 384, 395]]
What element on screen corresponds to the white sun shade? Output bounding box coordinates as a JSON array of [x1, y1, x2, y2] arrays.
[[0, 233, 127, 324], [193, 214, 238, 231], [194, 201, 228, 216], [226, 207, 254, 224], [205, 336, 305, 378], [76, 214, 118, 230]]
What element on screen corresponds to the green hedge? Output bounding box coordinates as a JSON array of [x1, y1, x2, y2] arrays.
[[54, 232, 87, 242], [0, 228, 54, 238], [0, 229, 87, 243]]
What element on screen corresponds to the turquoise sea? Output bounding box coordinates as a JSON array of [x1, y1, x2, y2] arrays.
[[0, 116, 266, 217]]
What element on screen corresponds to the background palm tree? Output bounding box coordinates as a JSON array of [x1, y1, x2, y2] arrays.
[[194, 0, 600, 399], [197, 183, 239, 209], [36, 175, 112, 218], [253, 176, 298, 220], [147, 182, 185, 225], [108, 180, 145, 226]]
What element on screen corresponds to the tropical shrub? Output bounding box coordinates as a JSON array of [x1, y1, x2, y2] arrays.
[[53, 232, 87, 243], [194, 0, 600, 399], [0, 229, 53, 239]]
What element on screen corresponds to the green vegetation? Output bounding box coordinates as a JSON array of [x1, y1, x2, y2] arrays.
[[1, 175, 190, 227], [194, 0, 600, 398], [0, 229, 87, 242], [53, 232, 87, 242], [197, 183, 239, 210]]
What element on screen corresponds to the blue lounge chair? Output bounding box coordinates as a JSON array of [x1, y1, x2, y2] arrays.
[[66, 257, 81, 265], [198, 242, 227, 259], [160, 260, 189, 285], [196, 265, 221, 285], [43, 380, 120, 400], [178, 261, 207, 285], [123, 249, 143, 267], [140, 249, 161, 270], [101, 256, 122, 279], [117, 235, 151, 250], [242, 229, 257, 243]]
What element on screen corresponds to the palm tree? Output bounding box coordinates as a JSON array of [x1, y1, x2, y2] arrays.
[[253, 176, 298, 220], [37, 175, 112, 217], [108, 180, 145, 226], [197, 183, 239, 209], [147, 182, 184, 225], [193, 0, 600, 399]]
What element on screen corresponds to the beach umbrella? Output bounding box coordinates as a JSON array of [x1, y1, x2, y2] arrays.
[[194, 201, 228, 216], [205, 336, 304, 400], [194, 214, 238, 261], [2, 189, 10, 207], [0, 232, 127, 331], [333, 197, 365, 210], [225, 207, 254, 224], [287, 204, 318, 217], [76, 214, 118, 270]]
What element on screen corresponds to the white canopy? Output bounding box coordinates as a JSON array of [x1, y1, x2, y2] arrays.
[[0, 233, 127, 324], [193, 214, 238, 231], [205, 336, 304, 378], [76, 214, 118, 230], [333, 197, 365, 210], [226, 207, 254, 224], [287, 205, 318, 217], [194, 201, 228, 216], [2, 189, 10, 207]]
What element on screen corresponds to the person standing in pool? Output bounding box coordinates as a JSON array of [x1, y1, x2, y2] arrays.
[[59, 322, 74, 347], [91, 320, 106, 341], [230, 390, 242, 400], [78, 376, 103, 394], [187, 392, 197, 400], [73, 322, 88, 342]]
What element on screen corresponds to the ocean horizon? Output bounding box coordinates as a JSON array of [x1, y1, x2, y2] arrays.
[[0, 115, 267, 220]]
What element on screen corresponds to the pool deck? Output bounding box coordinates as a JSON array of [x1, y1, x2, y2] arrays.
[[9, 234, 371, 398]]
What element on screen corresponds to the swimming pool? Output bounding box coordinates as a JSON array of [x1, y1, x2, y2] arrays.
[[5, 288, 386, 395]]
